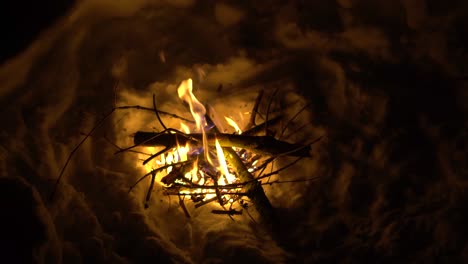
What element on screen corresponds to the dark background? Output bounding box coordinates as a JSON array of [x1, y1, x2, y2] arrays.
[[1, 0, 75, 63], [1, 1, 467, 263]]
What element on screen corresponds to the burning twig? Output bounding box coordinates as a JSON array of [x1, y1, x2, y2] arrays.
[[128, 161, 193, 193], [222, 147, 276, 225]]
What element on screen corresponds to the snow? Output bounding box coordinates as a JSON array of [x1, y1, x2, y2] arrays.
[[0, 1, 467, 263]]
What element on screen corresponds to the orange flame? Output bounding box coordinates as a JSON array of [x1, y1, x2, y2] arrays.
[[177, 78, 206, 130], [177, 78, 212, 163], [180, 122, 190, 134], [215, 138, 231, 184], [225, 116, 242, 134]]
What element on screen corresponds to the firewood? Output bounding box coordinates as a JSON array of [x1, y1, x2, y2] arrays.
[[133, 132, 311, 157]]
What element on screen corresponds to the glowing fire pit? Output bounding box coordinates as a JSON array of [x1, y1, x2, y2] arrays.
[[51, 77, 318, 226], [124, 78, 317, 225]]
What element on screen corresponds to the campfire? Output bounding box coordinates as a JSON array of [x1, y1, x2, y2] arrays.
[[52, 77, 319, 226], [121, 78, 319, 224]]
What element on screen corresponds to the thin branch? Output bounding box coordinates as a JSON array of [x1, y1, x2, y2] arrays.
[[265, 88, 279, 135], [179, 195, 191, 218], [194, 196, 218, 208], [250, 157, 275, 174], [242, 116, 282, 136], [128, 161, 192, 193], [213, 176, 225, 206], [256, 156, 305, 180], [245, 90, 264, 130], [152, 94, 168, 130], [265, 159, 275, 184], [143, 146, 170, 165], [51, 108, 116, 200], [144, 171, 156, 209], [245, 207, 258, 224], [116, 105, 194, 123], [263, 176, 321, 185], [284, 123, 309, 139], [101, 134, 151, 156], [279, 103, 310, 140]]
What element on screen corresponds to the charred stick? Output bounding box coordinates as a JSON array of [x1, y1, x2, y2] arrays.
[[195, 197, 218, 208], [116, 128, 192, 155], [128, 161, 193, 193], [178, 195, 191, 218], [144, 171, 156, 209], [211, 209, 242, 215], [213, 176, 226, 206], [134, 132, 311, 157]]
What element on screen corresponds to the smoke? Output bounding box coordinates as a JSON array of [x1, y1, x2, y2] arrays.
[[1, 0, 467, 263]]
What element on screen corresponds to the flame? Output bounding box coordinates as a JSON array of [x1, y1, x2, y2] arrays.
[[177, 78, 206, 130], [180, 122, 190, 134], [134, 77, 255, 211], [225, 116, 242, 134], [176, 144, 189, 163], [215, 138, 231, 184], [177, 78, 211, 163]]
